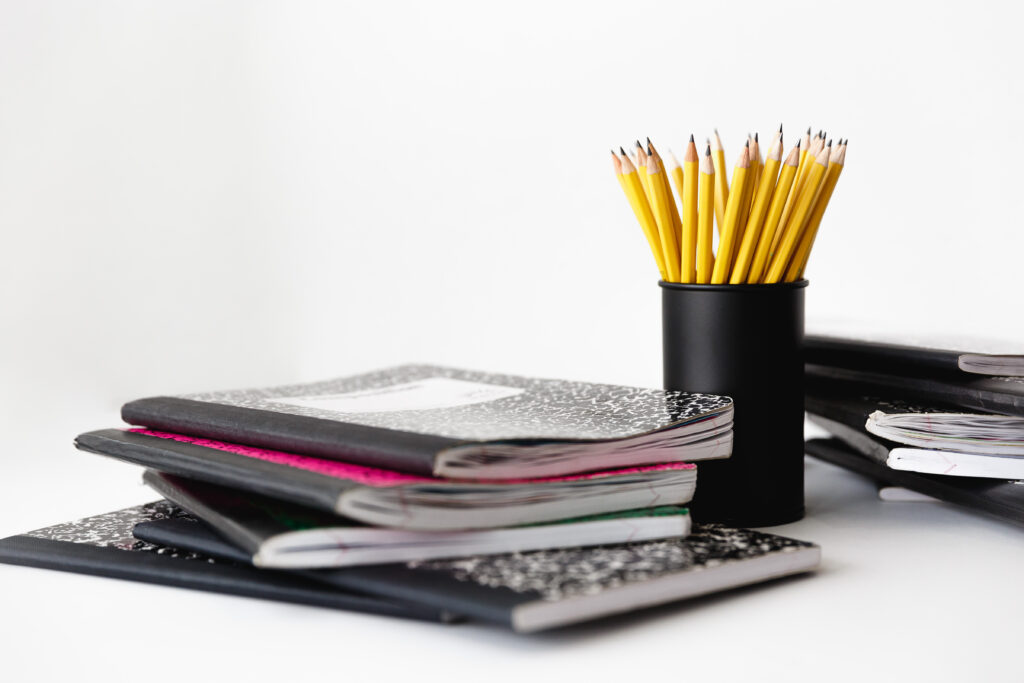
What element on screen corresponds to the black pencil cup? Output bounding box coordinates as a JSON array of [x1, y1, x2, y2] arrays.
[[661, 280, 808, 527]]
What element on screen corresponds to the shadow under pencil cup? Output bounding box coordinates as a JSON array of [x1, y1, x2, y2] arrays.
[[661, 279, 807, 527]]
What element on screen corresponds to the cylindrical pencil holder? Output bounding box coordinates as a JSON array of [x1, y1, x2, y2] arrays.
[[661, 280, 807, 527]]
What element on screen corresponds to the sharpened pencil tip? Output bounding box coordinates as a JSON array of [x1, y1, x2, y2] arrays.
[[705, 145, 711, 156], [745, 140, 749, 147], [779, 123, 783, 132], [827, 139, 832, 147], [620, 146, 627, 156], [647, 143, 652, 155], [754, 132, 759, 142], [806, 126, 812, 135], [635, 140, 643, 150], [689, 133, 694, 142]]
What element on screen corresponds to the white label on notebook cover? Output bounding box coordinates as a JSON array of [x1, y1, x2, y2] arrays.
[[267, 377, 524, 414]]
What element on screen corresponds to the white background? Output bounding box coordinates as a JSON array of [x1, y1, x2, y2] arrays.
[[2, 1, 1023, 681]]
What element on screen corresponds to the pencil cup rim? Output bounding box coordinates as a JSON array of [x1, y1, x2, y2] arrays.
[[658, 280, 808, 292]]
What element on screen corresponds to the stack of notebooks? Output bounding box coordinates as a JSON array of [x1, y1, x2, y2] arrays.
[[804, 331, 1024, 525], [0, 365, 820, 632]]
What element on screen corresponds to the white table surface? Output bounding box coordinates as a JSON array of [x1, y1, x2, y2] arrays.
[[2, 418, 1022, 683]]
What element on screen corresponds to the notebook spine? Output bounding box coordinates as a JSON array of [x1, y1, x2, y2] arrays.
[[121, 396, 451, 475]]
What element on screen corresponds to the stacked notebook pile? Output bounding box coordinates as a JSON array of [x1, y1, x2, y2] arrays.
[[804, 331, 1024, 525], [0, 365, 820, 632]]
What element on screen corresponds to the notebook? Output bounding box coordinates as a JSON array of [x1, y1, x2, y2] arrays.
[[865, 410, 1024, 456], [806, 393, 1024, 478], [133, 515, 821, 633], [142, 469, 692, 568], [76, 429, 698, 530], [805, 328, 1024, 376], [806, 364, 1024, 415], [120, 364, 734, 478], [805, 437, 1024, 527], [0, 502, 454, 623]]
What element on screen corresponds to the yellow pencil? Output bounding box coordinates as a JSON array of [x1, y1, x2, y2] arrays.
[[710, 130, 729, 236], [747, 141, 800, 283], [634, 140, 651, 203], [748, 133, 763, 210], [710, 144, 751, 283], [647, 153, 682, 282], [773, 130, 821, 256], [764, 143, 830, 282], [696, 144, 715, 283], [648, 140, 684, 252], [786, 139, 846, 280], [666, 148, 690, 281], [680, 135, 699, 283], [730, 135, 782, 284], [731, 137, 756, 264], [615, 150, 668, 279]]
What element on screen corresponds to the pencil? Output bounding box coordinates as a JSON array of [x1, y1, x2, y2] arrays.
[[647, 153, 682, 282], [747, 141, 800, 283], [764, 142, 831, 282], [731, 138, 756, 264], [710, 144, 751, 283], [616, 150, 669, 279], [710, 130, 729, 236], [785, 139, 846, 280], [648, 140, 684, 252], [748, 132, 763, 211], [730, 135, 782, 283], [774, 129, 821, 256], [696, 145, 715, 283], [680, 135, 700, 283]]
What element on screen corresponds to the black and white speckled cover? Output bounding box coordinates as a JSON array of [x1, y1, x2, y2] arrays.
[[121, 365, 733, 473], [406, 525, 815, 601], [0, 503, 452, 623], [171, 365, 732, 440], [137, 515, 820, 632]]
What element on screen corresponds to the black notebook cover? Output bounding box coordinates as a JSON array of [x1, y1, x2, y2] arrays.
[[121, 364, 732, 474], [0, 502, 454, 623], [75, 428, 354, 513], [805, 438, 1024, 527], [805, 335, 971, 376], [134, 515, 819, 633], [806, 364, 1024, 416]]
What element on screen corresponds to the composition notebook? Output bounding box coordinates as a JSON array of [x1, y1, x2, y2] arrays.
[[120, 364, 734, 478], [142, 470, 692, 568], [76, 429, 697, 530], [806, 364, 1024, 415], [805, 392, 1024, 478], [0, 502, 453, 623], [805, 327, 1024, 376], [134, 515, 821, 633], [804, 438, 1024, 528]]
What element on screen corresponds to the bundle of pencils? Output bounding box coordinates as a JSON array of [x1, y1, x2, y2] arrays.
[[611, 127, 846, 284]]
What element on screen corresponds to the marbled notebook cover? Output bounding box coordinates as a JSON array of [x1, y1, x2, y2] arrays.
[[0, 503, 452, 623], [135, 510, 820, 632], [148, 364, 732, 441]]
